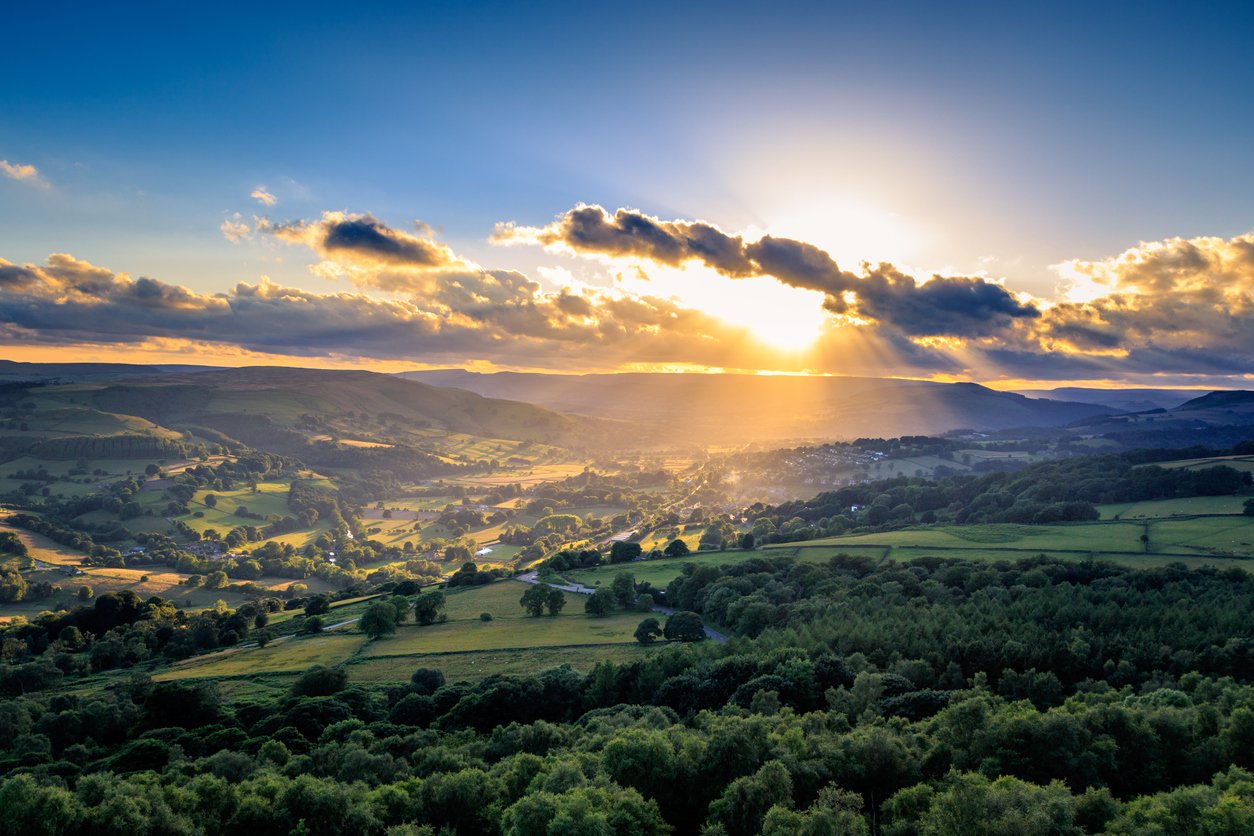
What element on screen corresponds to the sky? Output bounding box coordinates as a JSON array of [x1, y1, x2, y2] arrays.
[[2, 0, 1254, 388]]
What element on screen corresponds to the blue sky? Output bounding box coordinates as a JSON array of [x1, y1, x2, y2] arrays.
[[2, 1, 1254, 383]]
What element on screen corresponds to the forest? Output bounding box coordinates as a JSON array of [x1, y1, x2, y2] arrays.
[[3, 553, 1254, 834], [745, 449, 1254, 542]]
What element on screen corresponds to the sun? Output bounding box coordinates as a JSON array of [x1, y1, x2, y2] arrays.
[[617, 264, 829, 353]]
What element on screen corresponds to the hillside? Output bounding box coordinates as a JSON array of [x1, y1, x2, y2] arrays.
[[1017, 386, 1199, 413], [0, 360, 219, 382], [400, 370, 1117, 442], [82, 367, 601, 449]]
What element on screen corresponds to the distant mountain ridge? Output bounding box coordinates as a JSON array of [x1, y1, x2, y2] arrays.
[[1175, 390, 1254, 411], [399, 369, 1119, 442], [0, 360, 222, 382], [1016, 386, 1200, 413]]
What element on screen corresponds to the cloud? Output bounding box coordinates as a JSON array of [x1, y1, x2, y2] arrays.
[[260, 211, 463, 275], [250, 186, 277, 206], [0, 160, 45, 187], [220, 214, 251, 243], [497, 205, 1039, 337], [1025, 233, 1254, 375], [12, 205, 1254, 382], [0, 251, 771, 371]]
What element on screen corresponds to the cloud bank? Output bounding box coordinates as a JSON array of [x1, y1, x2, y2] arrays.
[[495, 205, 1039, 338], [2, 203, 1253, 383]]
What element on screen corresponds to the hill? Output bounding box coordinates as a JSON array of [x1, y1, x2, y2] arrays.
[[399, 370, 1117, 442], [83, 367, 600, 449], [0, 360, 220, 382], [1016, 386, 1199, 413]]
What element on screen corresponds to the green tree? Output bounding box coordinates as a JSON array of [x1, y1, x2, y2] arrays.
[[289, 664, 348, 697], [708, 760, 794, 836], [361, 601, 399, 639], [585, 587, 615, 617], [520, 585, 549, 617], [634, 617, 663, 644], [664, 538, 690, 557], [413, 590, 446, 625], [304, 595, 332, 616], [0, 568, 25, 603], [610, 541, 643, 564], [664, 611, 705, 642], [763, 786, 868, 835], [546, 588, 566, 616], [611, 572, 637, 607]]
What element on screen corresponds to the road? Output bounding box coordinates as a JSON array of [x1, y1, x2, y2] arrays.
[[515, 571, 728, 643]]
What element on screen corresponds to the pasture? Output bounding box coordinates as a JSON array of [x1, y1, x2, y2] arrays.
[[152, 580, 657, 690], [773, 515, 1254, 572], [1100, 496, 1247, 519], [562, 547, 829, 589]]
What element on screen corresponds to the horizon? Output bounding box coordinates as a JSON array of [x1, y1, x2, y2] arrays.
[[4, 1, 1254, 389]]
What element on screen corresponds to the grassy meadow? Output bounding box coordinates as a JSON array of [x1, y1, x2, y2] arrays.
[[149, 580, 657, 693]]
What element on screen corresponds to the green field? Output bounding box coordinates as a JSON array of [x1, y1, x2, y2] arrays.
[[771, 515, 1254, 571], [1100, 496, 1247, 519], [562, 547, 836, 589], [152, 580, 655, 689], [348, 644, 659, 684]]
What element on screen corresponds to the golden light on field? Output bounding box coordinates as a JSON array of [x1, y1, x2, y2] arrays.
[[617, 263, 830, 352]]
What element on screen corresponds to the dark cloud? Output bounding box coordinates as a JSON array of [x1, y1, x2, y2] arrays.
[[260, 211, 460, 270], [499, 205, 1039, 337], [503, 205, 757, 276]]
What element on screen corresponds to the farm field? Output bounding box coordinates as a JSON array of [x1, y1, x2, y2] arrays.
[[1099, 496, 1247, 519], [445, 462, 589, 488], [562, 547, 830, 589], [348, 643, 660, 685], [153, 580, 655, 690], [797, 522, 1149, 552], [0, 517, 88, 566], [777, 516, 1254, 571]]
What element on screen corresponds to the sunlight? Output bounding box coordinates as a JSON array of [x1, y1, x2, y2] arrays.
[[756, 196, 926, 270], [617, 263, 829, 352]]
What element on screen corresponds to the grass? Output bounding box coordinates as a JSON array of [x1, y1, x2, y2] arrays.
[[173, 480, 333, 549], [1099, 496, 1248, 519], [148, 581, 654, 688], [796, 521, 1150, 553], [348, 644, 660, 685], [0, 517, 88, 566], [446, 463, 589, 488], [156, 633, 367, 681], [363, 613, 642, 656], [562, 548, 831, 589], [771, 515, 1254, 572]]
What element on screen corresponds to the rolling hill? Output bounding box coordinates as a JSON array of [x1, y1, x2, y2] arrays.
[[1016, 386, 1199, 413], [0, 367, 619, 469], [399, 370, 1118, 442], [1054, 389, 1254, 449]]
